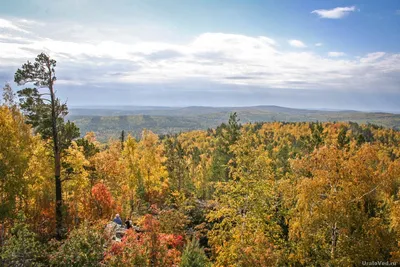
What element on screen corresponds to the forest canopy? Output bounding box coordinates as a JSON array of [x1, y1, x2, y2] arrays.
[[1, 54, 400, 266]]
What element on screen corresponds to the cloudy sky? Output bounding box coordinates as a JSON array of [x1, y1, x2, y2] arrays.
[[1, 0, 400, 111]]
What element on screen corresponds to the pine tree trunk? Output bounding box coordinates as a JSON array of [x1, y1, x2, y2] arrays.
[[47, 60, 63, 240]]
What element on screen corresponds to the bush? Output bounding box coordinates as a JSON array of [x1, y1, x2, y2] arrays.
[[0, 221, 47, 266], [105, 214, 184, 267], [49, 222, 109, 266], [104, 229, 148, 266]]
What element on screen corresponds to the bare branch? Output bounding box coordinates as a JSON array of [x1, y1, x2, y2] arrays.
[[348, 184, 380, 203]]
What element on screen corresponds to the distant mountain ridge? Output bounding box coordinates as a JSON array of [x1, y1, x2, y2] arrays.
[[68, 105, 400, 142], [68, 105, 367, 117]]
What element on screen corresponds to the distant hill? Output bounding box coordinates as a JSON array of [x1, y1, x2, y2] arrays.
[[68, 106, 400, 142]]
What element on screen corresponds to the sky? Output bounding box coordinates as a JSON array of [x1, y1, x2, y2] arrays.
[[0, 0, 400, 111]]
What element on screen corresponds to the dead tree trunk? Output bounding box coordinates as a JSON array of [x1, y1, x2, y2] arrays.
[[331, 222, 339, 260]]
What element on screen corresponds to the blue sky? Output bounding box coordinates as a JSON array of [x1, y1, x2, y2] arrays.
[[1, 0, 400, 111]]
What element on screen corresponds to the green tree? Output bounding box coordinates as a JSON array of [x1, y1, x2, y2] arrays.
[[180, 237, 210, 267], [310, 122, 325, 148], [227, 112, 240, 144], [75, 137, 99, 159], [337, 126, 350, 149], [14, 53, 79, 239], [164, 136, 188, 193]]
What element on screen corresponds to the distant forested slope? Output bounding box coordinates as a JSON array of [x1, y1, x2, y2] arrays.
[[69, 106, 400, 141]]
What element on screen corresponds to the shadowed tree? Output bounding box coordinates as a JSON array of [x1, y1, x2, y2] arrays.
[[120, 130, 125, 150], [14, 53, 79, 239]]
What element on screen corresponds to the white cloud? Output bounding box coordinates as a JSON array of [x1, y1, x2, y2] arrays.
[[311, 6, 356, 19], [315, 43, 323, 47], [288, 40, 307, 48], [0, 17, 399, 92], [359, 52, 386, 63], [0, 18, 30, 33], [17, 19, 44, 26], [328, 52, 346, 57]]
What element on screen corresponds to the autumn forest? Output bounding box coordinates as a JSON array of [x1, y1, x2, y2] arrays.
[[1, 54, 400, 266]]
